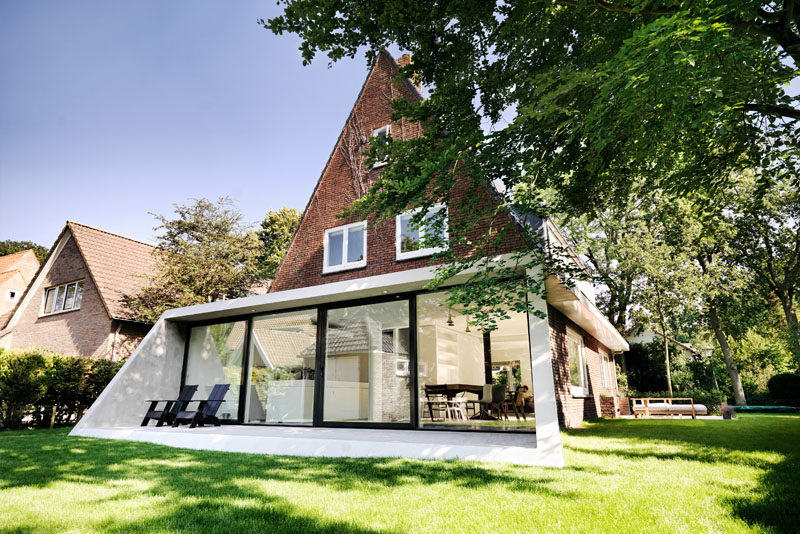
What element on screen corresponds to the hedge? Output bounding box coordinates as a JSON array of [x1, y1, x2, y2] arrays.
[[767, 373, 800, 406], [0, 348, 124, 429]]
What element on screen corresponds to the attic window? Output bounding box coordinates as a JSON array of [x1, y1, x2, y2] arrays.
[[43, 280, 84, 315], [372, 125, 391, 167], [5, 290, 17, 303], [396, 204, 448, 261], [323, 221, 367, 274]]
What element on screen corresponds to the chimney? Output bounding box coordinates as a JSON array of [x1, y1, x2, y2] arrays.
[[397, 53, 413, 68], [395, 53, 423, 95]]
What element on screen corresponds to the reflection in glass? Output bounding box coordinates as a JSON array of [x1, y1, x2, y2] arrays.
[[328, 230, 344, 266], [347, 226, 364, 262], [323, 300, 411, 424], [399, 214, 420, 253], [246, 310, 317, 424], [184, 321, 245, 422]]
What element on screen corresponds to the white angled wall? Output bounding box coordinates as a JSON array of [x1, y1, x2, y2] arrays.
[[71, 318, 186, 431]]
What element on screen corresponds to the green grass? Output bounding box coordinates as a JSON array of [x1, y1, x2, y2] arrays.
[[0, 415, 798, 533]]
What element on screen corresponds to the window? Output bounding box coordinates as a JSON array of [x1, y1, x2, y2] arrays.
[[396, 204, 448, 260], [6, 290, 18, 303], [567, 329, 588, 396], [600, 350, 615, 390], [323, 221, 367, 273], [372, 125, 391, 166], [42, 281, 84, 315]]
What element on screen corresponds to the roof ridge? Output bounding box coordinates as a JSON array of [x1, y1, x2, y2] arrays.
[[0, 249, 36, 259], [66, 221, 156, 249]]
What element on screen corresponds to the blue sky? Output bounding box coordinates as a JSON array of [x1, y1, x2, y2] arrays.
[[0, 1, 379, 246]]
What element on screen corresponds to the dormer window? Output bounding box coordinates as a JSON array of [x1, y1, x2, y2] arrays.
[[43, 280, 84, 315], [396, 204, 448, 261], [323, 221, 367, 274], [372, 125, 391, 167]]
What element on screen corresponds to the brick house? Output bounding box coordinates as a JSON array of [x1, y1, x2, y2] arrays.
[[0, 222, 156, 360], [74, 50, 627, 467], [0, 250, 40, 324]]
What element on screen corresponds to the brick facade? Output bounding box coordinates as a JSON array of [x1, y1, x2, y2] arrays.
[[271, 51, 528, 293], [548, 304, 620, 428], [270, 50, 619, 428], [8, 233, 150, 359]]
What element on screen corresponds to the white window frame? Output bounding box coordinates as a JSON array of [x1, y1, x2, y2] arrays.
[[599, 349, 611, 389], [323, 221, 367, 274], [395, 203, 448, 261], [567, 328, 589, 397], [372, 125, 391, 167], [41, 280, 84, 316], [6, 289, 18, 303]]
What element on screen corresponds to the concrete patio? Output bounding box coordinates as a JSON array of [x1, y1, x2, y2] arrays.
[[75, 425, 541, 465]]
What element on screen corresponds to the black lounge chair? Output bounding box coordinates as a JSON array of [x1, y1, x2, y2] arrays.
[[141, 384, 198, 427], [172, 384, 230, 428]]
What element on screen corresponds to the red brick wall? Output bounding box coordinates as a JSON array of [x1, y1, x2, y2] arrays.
[[10, 233, 148, 359], [548, 304, 618, 428], [271, 52, 528, 292]]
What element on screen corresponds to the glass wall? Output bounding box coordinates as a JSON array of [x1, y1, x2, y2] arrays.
[[184, 321, 246, 422], [245, 310, 317, 424], [416, 291, 535, 431], [323, 300, 412, 424]]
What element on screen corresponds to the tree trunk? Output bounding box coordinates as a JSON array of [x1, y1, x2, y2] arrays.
[[662, 321, 672, 396], [708, 305, 747, 406], [777, 291, 800, 368]]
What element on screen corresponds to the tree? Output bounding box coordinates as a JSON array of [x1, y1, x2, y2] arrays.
[[128, 198, 262, 323], [263, 1, 799, 325], [729, 175, 800, 367], [257, 207, 302, 279], [0, 240, 47, 262]]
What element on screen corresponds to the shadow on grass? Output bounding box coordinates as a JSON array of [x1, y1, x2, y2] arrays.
[[563, 415, 800, 533], [0, 428, 571, 533]]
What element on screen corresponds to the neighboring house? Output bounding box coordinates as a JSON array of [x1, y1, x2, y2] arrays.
[[0, 250, 40, 324], [0, 222, 156, 360], [73, 51, 629, 467]]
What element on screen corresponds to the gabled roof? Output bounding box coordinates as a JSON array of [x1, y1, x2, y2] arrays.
[[271, 49, 426, 290], [0, 249, 38, 275], [67, 222, 157, 321], [1, 222, 157, 330]]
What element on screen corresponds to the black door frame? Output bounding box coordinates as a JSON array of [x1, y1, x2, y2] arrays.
[[178, 287, 534, 434], [314, 294, 417, 430]]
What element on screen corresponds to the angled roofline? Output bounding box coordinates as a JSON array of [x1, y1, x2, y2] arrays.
[[67, 222, 116, 322], [272, 49, 424, 288], [1, 221, 157, 332], [1, 223, 73, 331]]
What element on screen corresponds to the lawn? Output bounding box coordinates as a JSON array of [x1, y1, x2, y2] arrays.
[[0, 415, 797, 533]]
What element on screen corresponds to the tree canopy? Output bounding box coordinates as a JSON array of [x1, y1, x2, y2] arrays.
[[128, 198, 262, 323], [265, 1, 799, 214], [0, 240, 48, 263], [257, 207, 302, 280], [264, 1, 799, 331]]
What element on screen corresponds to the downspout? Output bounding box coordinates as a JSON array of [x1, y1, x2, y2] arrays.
[[110, 323, 121, 361]]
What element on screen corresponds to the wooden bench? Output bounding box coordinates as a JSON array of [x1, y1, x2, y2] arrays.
[[631, 397, 708, 419]]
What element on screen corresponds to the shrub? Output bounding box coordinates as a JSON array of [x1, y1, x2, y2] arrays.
[[0, 350, 49, 429], [0, 349, 124, 429], [767, 373, 800, 405], [36, 355, 91, 426]]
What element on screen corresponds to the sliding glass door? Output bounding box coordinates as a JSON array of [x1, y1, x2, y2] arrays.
[[322, 300, 412, 426], [245, 309, 318, 425]]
